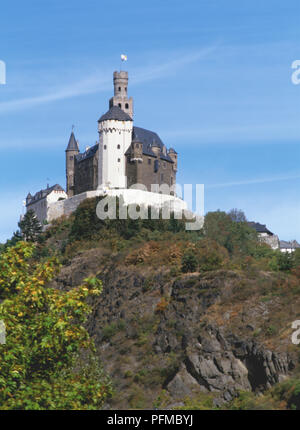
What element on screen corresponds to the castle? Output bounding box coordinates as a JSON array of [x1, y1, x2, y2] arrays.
[[26, 70, 186, 224], [65, 70, 177, 197]]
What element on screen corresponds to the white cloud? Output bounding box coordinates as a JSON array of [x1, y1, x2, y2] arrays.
[[0, 47, 216, 114]]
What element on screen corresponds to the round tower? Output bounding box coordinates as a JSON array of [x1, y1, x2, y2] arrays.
[[109, 71, 133, 119], [98, 106, 133, 189], [65, 131, 79, 197], [168, 148, 178, 173]]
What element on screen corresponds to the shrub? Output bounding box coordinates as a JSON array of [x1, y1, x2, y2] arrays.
[[181, 251, 198, 273]]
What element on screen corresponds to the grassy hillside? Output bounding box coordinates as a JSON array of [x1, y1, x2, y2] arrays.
[[1, 197, 300, 409]]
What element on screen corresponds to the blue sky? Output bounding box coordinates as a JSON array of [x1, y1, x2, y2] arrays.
[[0, 0, 299, 242]]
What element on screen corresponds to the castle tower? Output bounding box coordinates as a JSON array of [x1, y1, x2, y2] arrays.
[[168, 148, 178, 173], [65, 131, 79, 197], [98, 106, 133, 189], [109, 71, 133, 119]]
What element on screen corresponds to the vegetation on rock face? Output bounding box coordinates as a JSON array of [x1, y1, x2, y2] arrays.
[[0, 201, 300, 410], [0, 242, 112, 409]]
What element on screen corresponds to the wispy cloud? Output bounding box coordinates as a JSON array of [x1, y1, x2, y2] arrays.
[[0, 47, 216, 114], [207, 173, 300, 189]]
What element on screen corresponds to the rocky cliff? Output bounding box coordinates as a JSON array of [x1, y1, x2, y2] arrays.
[[51, 248, 298, 409]]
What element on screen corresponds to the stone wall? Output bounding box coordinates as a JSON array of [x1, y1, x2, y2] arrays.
[[74, 151, 98, 195], [126, 151, 176, 193], [47, 188, 188, 223]]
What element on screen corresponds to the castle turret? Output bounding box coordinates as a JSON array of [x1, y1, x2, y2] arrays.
[[168, 148, 178, 173], [98, 105, 133, 189], [130, 130, 143, 184], [109, 71, 133, 119], [65, 131, 79, 197]]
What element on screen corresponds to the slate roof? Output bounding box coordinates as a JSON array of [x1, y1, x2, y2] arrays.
[[98, 105, 132, 122], [66, 132, 79, 152], [279, 240, 300, 249], [74, 126, 174, 163], [132, 126, 174, 162], [27, 184, 65, 205], [75, 144, 99, 162], [247, 222, 274, 235]]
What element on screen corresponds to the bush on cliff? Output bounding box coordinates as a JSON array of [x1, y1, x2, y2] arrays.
[[0, 242, 112, 409]]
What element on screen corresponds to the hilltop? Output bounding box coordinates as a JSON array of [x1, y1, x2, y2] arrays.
[[2, 196, 300, 409]]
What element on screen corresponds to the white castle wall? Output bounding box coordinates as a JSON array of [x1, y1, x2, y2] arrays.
[[98, 119, 133, 189], [47, 188, 188, 223], [27, 189, 67, 224]]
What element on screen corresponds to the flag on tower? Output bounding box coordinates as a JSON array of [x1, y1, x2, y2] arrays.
[[121, 54, 127, 62]]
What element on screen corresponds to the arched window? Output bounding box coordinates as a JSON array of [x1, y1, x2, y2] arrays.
[[104, 145, 107, 149], [117, 144, 120, 149], [118, 87, 121, 92], [117, 158, 120, 162], [125, 103, 129, 109], [118, 103, 121, 108]]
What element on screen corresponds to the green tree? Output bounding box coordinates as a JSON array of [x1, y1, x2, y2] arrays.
[[0, 242, 112, 409], [293, 248, 300, 268], [228, 208, 247, 223], [18, 210, 42, 242], [203, 210, 258, 255], [181, 250, 198, 273]]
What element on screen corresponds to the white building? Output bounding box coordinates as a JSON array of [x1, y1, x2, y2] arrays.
[[26, 184, 68, 224], [247, 221, 279, 250], [279, 240, 300, 253]]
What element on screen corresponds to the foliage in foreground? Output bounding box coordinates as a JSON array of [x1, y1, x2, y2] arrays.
[[0, 242, 112, 409]]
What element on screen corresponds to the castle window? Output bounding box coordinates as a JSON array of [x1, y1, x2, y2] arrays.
[[161, 173, 164, 182], [118, 103, 121, 108], [118, 87, 121, 92], [125, 87, 127, 92], [69, 156, 73, 161], [125, 103, 129, 109], [154, 159, 159, 173], [117, 144, 120, 149], [104, 145, 107, 149], [148, 158, 151, 165], [118, 158, 120, 162]]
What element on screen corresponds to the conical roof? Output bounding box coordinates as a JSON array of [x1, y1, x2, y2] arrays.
[[66, 132, 79, 152], [98, 105, 132, 122]]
